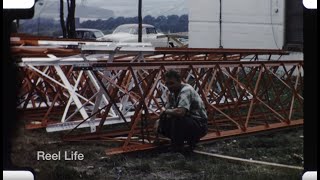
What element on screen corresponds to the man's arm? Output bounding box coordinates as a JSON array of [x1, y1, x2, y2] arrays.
[[164, 107, 187, 117]]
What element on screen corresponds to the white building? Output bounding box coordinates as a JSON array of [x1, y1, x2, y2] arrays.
[[188, 0, 303, 59]]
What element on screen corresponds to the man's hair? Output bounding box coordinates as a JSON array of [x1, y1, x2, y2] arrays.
[[164, 70, 181, 81]]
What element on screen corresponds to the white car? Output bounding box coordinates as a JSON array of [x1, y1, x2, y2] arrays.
[[97, 24, 169, 47], [75, 28, 105, 40]]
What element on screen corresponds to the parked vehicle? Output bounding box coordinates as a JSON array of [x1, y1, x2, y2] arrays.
[[97, 24, 169, 47], [75, 28, 105, 40]]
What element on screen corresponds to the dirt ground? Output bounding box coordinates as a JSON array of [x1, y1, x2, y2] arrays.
[[10, 122, 304, 180]]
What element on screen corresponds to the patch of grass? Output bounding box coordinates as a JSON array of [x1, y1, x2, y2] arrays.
[[193, 156, 303, 180], [131, 162, 152, 173], [37, 164, 85, 180], [182, 161, 202, 173], [12, 118, 303, 180], [170, 159, 187, 170]]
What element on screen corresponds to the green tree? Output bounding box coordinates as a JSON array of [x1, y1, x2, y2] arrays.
[[143, 15, 155, 25]]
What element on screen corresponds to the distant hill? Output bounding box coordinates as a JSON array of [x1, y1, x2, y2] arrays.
[[36, 1, 114, 20]]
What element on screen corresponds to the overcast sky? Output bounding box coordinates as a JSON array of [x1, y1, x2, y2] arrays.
[[38, 0, 188, 17], [81, 0, 188, 17]]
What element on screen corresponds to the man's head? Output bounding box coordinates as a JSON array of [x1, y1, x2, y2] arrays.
[[164, 70, 182, 92]]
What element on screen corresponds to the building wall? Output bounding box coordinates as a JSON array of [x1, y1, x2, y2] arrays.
[[188, 0, 285, 49]]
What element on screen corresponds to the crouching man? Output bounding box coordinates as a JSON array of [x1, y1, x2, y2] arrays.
[[156, 70, 208, 152]]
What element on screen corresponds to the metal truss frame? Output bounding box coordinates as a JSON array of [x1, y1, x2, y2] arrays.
[[13, 38, 303, 155]]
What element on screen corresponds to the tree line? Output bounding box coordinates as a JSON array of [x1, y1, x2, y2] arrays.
[[19, 14, 188, 37]]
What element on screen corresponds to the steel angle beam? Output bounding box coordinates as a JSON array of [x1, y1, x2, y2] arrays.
[[69, 60, 303, 71], [46, 115, 133, 132], [155, 47, 288, 54], [81, 45, 155, 56]]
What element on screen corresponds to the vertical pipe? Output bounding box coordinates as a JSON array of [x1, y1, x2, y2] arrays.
[[219, 0, 223, 48], [283, 0, 287, 49], [138, 0, 142, 42]]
